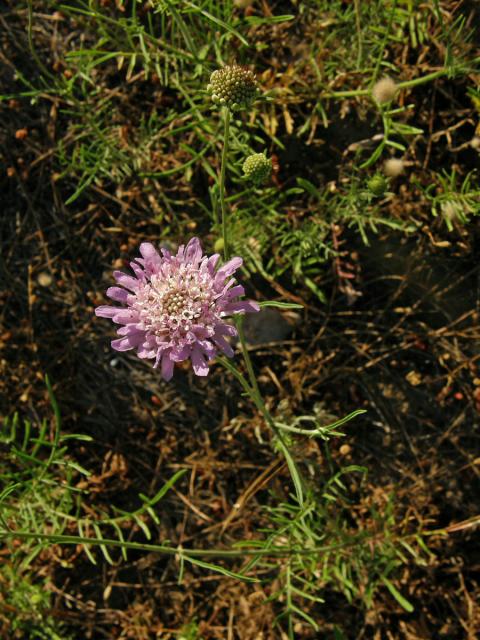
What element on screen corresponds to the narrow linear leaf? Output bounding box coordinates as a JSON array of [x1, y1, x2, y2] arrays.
[[93, 523, 115, 565], [78, 522, 97, 565], [184, 1, 249, 46], [133, 514, 152, 540], [111, 521, 128, 561], [381, 576, 414, 612], [259, 301, 304, 310], [182, 555, 259, 583]]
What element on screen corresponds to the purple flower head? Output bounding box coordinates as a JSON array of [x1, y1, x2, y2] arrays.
[[95, 238, 260, 381]]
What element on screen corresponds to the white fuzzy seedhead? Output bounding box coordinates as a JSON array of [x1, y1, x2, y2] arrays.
[[384, 157, 405, 177], [372, 77, 398, 105], [470, 136, 480, 150]]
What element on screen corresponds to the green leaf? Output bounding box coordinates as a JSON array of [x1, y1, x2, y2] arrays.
[[304, 277, 327, 303], [59, 433, 93, 442], [381, 576, 414, 612], [244, 15, 295, 26], [184, 1, 249, 46], [0, 482, 21, 505], [139, 469, 187, 507], [296, 177, 322, 199], [289, 603, 320, 630], [320, 409, 367, 433], [182, 555, 259, 583], [259, 301, 304, 310], [277, 439, 304, 506]]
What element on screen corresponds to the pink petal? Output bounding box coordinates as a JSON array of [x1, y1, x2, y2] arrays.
[[207, 253, 220, 273], [170, 345, 191, 361], [216, 278, 237, 298], [113, 271, 139, 292], [127, 333, 145, 348], [95, 305, 118, 318], [184, 237, 203, 264], [161, 354, 175, 381], [215, 323, 238, 337], [215, 257, 242, 283], [139, 243, 162, 274], [112, 309, 140, 324], [117, 324, 144, 336], [197, 339, 216, 359], [111, 337, 135, 351], [191, 347, 209, 377], [225, 300, 260, 314], [190, 325, 209, 339], [130, 261, 145, 280], [137, 347, 156, 359], [106, 286, 129, 302], [214, 334, 234, 357], [139, 242, 159, 260], [226, 284, 245, 298]]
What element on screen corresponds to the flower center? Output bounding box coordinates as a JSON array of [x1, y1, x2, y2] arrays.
[[134, 267, 218, 340], [162, 289, 189, 314]]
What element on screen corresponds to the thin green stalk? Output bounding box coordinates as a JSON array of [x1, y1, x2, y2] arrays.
[[327, 69, 450, 100], [218, 351, 275, 437], [397, 69, 448, 89], [354, 0, 362, 69], [219, 337, 306, 506], [215, 120, 291, 436], [27, 0, 55, 81], [0, 526, 449, 557], [216, 107, 305, 503], [220, 107, 231, 261], [371, 0, 398, 84]]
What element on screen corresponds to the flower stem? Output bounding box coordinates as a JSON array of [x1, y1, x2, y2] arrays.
[[219, 337, 306, 506], [220, 107, 231, 261], [216, 107, 305, 504]]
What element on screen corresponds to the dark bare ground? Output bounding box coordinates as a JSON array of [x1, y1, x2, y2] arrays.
[[1, 1, 480, 638]]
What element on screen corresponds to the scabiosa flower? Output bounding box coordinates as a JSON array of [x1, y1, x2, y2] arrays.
[[207, 64, 258, 111], [95, 238, 260, 381]]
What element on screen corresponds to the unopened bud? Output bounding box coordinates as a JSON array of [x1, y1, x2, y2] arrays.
[[207, 65, 258, 111], [372, 77, 398, 105], [242, 152, 272, 185], [213, 237, 225, 253], [367, 173, 388, 197]]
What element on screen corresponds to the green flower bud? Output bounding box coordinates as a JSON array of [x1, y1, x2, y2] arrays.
[[367, 173, 388, 197], [242, 152, 272, 185], [213, 237, 225, 253], [207, 65, 258, 111]]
